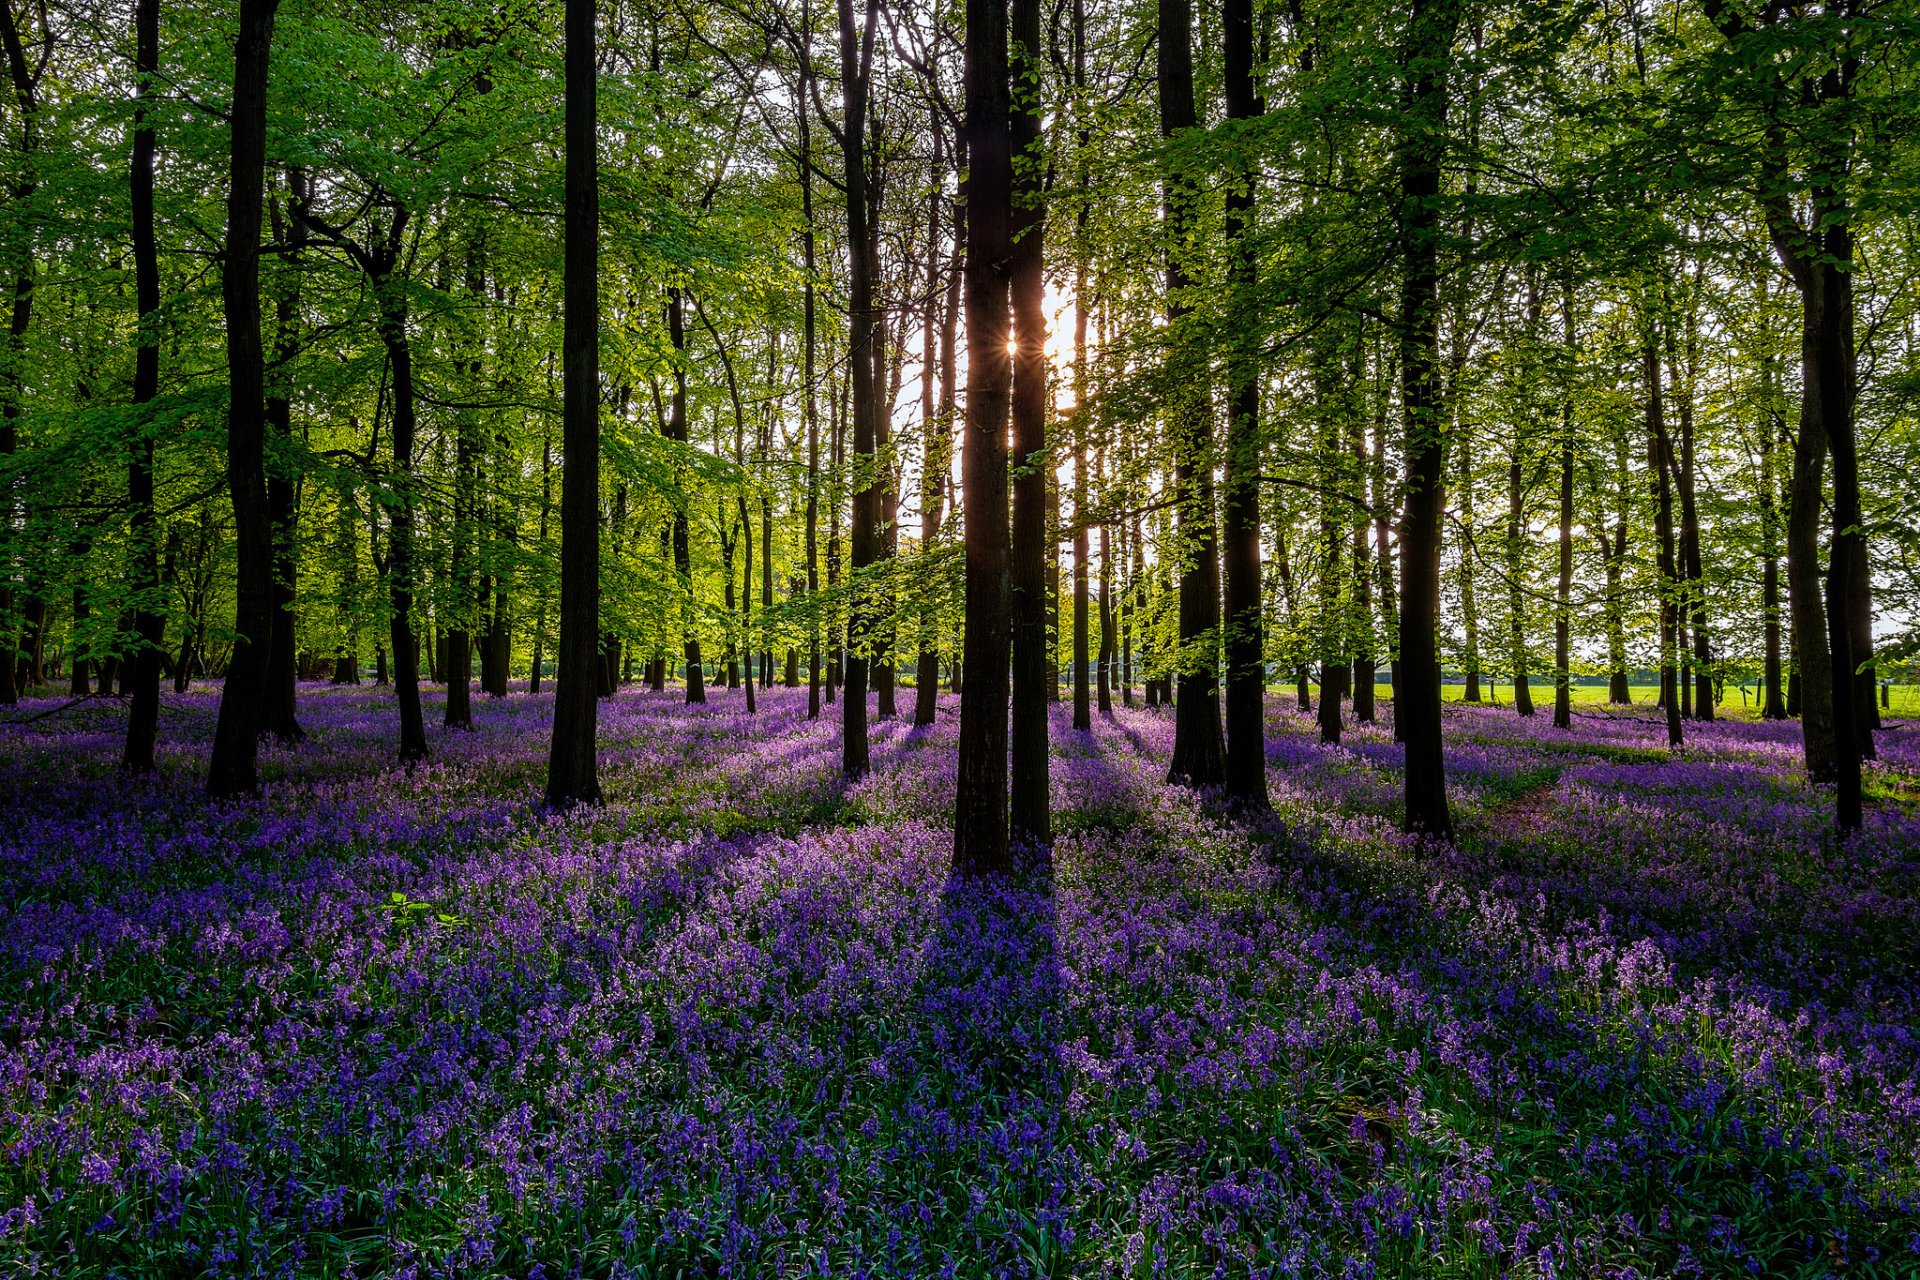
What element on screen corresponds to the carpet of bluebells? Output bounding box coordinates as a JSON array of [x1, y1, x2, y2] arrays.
[[3, 681, 1918, 1279]]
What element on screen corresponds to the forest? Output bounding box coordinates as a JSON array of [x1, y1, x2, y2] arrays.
[[2, 0, 1919, 1272]]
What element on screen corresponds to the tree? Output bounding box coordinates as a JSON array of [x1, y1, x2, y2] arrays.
[[1395, 0, 1460, 840], [1160, 0, 1224, 790], [120, 0, 163, 772], [206, 0, 282, 799], [1219, 0, 1266, 807], [546, 0, 601, 807], [1007, 0, 1049, 843], [953, 0, 1013, 876]]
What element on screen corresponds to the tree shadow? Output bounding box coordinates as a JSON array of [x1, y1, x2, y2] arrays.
[[917, 865, 1073, 1268]]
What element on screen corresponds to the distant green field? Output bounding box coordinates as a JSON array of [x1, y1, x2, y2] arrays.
[[1379, 680, 1920, 717]]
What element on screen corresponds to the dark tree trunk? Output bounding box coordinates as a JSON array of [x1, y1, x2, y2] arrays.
[[338, 214, 432, 764], [206, 0, 281, 799], [1221, 0, 1267, 803], [1759, 390, 1787, 719], [953, 0, 1013, 875], [0, 0, 40, 710], [1070, 29, 1091, 736], [1162, 0, 1225, 789], [1372, 399, 1400, 734], [1782, 311, 1835, 782], [1506, 453, 1533, 717], [122, 0, 163, 770], [1819, 225, 1866, 827], [1351, 378, 1376, 724], [1007, 0, 1049, 843], [664, 290, 704, 705], [263, 169, 307, 744], [544, 0, 600, 805], [836, 0, 881, 776], [1553, 285, 1575, 730], [1395, 0, 1458, 839], [1643, 324, 1683, 750]]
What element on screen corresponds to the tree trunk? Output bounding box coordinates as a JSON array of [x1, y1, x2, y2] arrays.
[[206, 0, 281, 799], [1553, 282, 1575, 730], [122, 0, 163, 770], [953, 0, 1013, 875], [1643, 322, 1683, 750], [917, 122, 959, 730], [1395, 0, 1458, 839], [836, 0, 880, 776], [1221, 0, 1267, 802], [1007, 0, 1049, 842], [663, 290, 704, 705], [263, 170, 306, 744], [1759, 386, 1787, 719], [544, 0, 600, 805], [0, 0, 41, 709], [1162, 0, 1225, 789], [1505, 452, 1533, 716]]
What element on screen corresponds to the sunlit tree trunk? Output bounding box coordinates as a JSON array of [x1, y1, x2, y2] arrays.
[[953, 0, 1014, 875]]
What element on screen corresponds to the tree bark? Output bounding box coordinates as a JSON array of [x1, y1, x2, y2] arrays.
[[1505, 451, 1533, 716], [1007, 0, 1049, 843], [953, 0, 1014, 875], [1395, 0, 1457, 839], [1553, 278, 1576, 729], [1221, 0, 1267, 802], [122, 0, 164, 770], [916, 121, 960, 729], [206, 0, 281, 798], [262, 170, 306, 744], [836, 0, 881, 775], [1643, 321, 1683, 750], [1759, 382, 1787, 719], [1162, 0, 1225, 789], [544, 0, 600, 805]]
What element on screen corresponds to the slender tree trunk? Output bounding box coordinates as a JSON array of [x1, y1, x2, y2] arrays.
[[379, 266, 428, 764], [1395, 0, 1458, 839], [1643, 322, 1683, 750], [122, 0, 163, 770], [206, 0, 281, 798], [1372, 394, 1400, 735], [1553, 281, 1576, 729], [0, 0, 41, 709], [544, 0, 599, 804], [262, 170, 306, 743], [796, 74, 822, 722], [663, 289, 703, 705], [1350, 362, 1376, 724], [1819, 224, 1866, 826], [444, 386, 477, 730], [1007, 0, 1049, 842], [917, 126, 959, 729], [1505, 452, 1533, 716], [1221, 0, 1267, 802], [1070, 49, 1091, 735], [1162, 0, 1225, 788], [1759, 389, 1787, 719], [836, 0, 881, 775], [1457, 440, 1481, 703], [953, 0, 1013, 875]]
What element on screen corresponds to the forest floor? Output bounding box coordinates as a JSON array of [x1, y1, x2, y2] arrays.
[[2, 683, 1918, 1278]]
